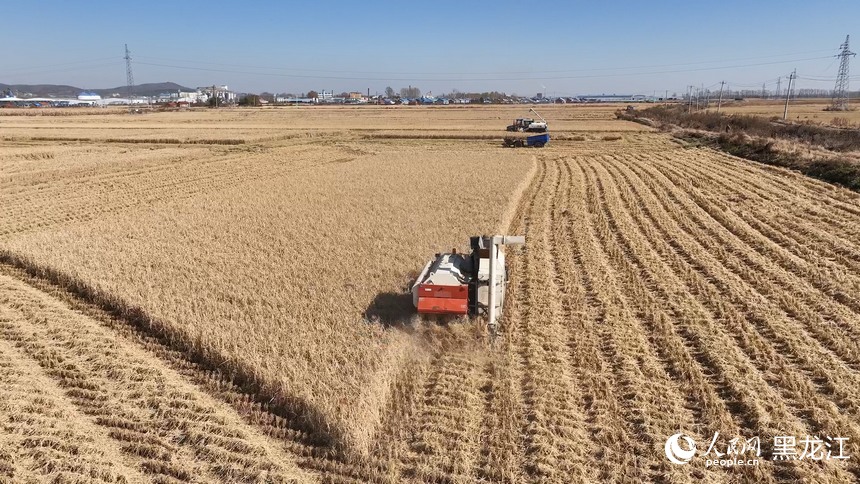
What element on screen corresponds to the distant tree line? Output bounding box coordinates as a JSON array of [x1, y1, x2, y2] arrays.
[[238, 94, 261, 106], [380, 86, 518, 102]]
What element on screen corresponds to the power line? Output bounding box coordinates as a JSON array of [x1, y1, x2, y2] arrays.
[[3, 61, 121, 78], [132, 55, 834, 83], [133, 48, 837, 76], [2, 57, 120, 75], [798, 75, 860, 80]]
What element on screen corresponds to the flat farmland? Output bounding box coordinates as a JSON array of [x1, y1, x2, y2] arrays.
[[0, 104, 645, 144], [717, 99, 860, 124], [1, 105, 859, 483]]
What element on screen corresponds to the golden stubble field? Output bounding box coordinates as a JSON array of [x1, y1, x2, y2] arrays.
[[2, 104, 860, 483], [714, 99, 860, 125]]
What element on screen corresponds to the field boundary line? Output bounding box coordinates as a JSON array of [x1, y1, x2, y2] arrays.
[[498, 154, 539, 234]]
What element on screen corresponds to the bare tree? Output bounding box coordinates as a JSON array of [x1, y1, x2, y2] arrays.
[[399, 86, 421, 98]]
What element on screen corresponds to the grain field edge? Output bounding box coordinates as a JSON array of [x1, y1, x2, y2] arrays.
[[0, 250, 342, 448]]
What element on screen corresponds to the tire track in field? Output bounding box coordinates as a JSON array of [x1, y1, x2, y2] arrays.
[[608, 153, 860, 481], [474, 352, 524, 483]]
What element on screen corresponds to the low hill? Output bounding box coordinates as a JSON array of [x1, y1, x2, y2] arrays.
[[0, 82, 195, 98]]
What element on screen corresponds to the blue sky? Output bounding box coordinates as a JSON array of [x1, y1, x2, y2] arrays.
[[4, 0, 858, 96]]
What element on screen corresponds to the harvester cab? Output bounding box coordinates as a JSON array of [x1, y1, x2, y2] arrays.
[[411, 235, 525, 334]]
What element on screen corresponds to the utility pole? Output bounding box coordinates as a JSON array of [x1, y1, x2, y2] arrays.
[[717, 81, 725, 112], [775, 77, 781, 99], [831, 35, 856, 111], [124, 44, 134, 112], [695, 87, 700, 111], [212, 85, 217, 108], [783, 69, 796, 120], [687, 85, 693, 112], [761, 83, 767, 99]]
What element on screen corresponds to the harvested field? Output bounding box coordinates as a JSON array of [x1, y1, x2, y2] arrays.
[[713, 99, 860, 126], [0, 267, 312, 483], [0, 105, 648, 144], [1, 106, 859, 482]]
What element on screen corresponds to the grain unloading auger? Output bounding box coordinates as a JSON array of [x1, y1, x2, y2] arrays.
[[411, 235, 525, 334]]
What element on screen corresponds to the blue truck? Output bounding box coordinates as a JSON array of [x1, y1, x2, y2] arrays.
[[503, 132, 549, 148]]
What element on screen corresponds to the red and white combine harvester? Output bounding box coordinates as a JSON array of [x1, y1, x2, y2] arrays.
[[411, 235, 525, 333]]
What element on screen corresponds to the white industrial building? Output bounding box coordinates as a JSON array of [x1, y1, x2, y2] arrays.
[[77, 91, 102, 101], [197, 85, 237, 103]]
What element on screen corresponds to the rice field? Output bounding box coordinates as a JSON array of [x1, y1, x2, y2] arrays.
[[713, 99, 860, 125], [1, 105, 859, 482]]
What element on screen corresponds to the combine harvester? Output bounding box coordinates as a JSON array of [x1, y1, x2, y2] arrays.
[[506, 108, 548, 132], [503, 107, 550, 148], [411, 235, 525, 334]]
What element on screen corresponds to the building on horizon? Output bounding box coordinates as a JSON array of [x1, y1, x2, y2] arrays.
[[77, 91, 102, 101], [197, 85, 237, 103]]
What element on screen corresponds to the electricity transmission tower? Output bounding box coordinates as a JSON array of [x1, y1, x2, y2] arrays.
[[831, 35, 855, 111], [124, 44, 135, 109]]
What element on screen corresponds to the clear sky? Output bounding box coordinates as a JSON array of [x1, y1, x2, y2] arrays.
[[4, 0, 859, 96]]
